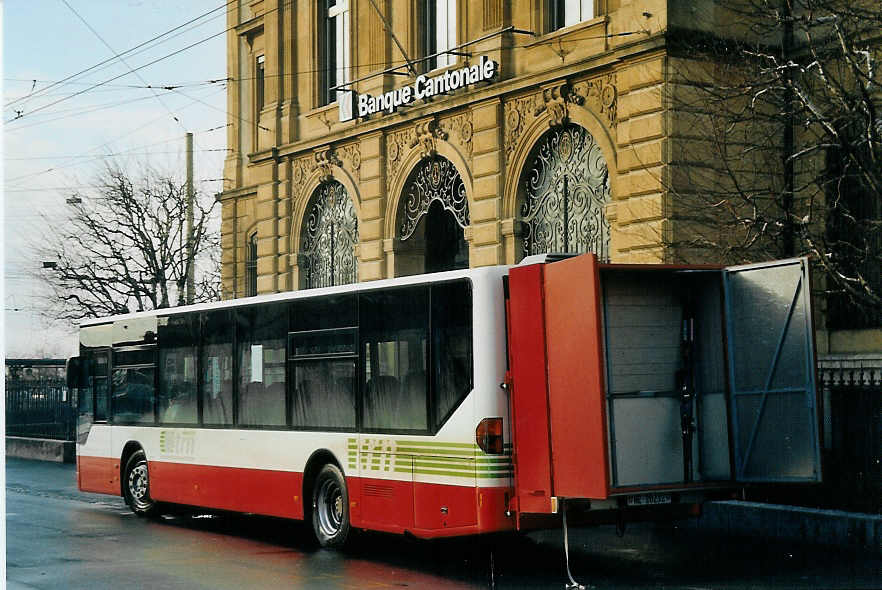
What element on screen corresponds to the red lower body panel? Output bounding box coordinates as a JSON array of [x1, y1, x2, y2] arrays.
[[80, 457, 515, 539], [478, 487, 514, 533], [149, 462, 304, 520], [350, 477, 414, 533], [352, 478, 514, 538], [77, 455, 119, 495]]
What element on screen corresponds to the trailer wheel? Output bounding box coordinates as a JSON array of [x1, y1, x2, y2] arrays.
[[123, 450, 158, 517], [312, 464, 350, 548]]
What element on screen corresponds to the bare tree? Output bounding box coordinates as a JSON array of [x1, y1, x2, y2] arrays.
[[668, 0, 881, 327], [35, 162, 220, 322]]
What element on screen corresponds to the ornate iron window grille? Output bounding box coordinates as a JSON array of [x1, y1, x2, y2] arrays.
[[519, 124, 611, 260], [300, 181, 358, 289], [399, 156, 469, 241]]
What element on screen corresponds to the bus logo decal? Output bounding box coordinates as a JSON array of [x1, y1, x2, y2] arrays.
[[159, 430, 196, 461]]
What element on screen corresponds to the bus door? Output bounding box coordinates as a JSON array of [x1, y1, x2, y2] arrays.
[[723, 258, 822, 482], [77, 348, 116, 494]]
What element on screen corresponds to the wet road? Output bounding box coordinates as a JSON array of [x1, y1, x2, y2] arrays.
[[6, 457, 881, 589]]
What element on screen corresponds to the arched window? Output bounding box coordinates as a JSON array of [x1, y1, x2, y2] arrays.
[[244, 232, 258, 296], [396, 156, 469, 275], [518, 123, 611, 260], [299, 181, 358, 289]]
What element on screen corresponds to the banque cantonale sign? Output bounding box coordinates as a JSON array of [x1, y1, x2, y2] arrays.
[[338, 55, 499, 123]]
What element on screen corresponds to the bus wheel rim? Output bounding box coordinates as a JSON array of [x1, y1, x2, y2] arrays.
[[128, 462, 151, 509], [317, 479, 342, 536]]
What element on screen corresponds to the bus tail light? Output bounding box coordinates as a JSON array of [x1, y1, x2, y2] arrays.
[[476, 418, 504, 454]]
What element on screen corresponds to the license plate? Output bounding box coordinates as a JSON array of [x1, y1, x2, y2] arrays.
[[626, 493, 672, 506]]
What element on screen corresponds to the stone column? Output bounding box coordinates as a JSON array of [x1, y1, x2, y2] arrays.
[[253, 162, 279, 294], [615, 56, 667, 263], [220, 197, 237, 299], [469, 99, 504, 267], [358, 132, 386, 281]]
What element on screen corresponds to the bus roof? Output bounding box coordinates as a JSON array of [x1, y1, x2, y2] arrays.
[[79, 265, 511, 328]]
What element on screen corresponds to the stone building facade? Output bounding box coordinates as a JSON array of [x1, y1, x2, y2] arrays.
[[219, 0, 681, 296]]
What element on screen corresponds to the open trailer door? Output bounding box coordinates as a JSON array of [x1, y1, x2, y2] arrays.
[[723, 258, 821, 483], [506, 254, 609, 524]]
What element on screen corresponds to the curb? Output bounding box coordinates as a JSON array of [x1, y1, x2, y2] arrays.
[[6, 436, 75, 463], [688, 500, 882, 553]]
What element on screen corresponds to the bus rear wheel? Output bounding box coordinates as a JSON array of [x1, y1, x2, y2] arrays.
[[312, 464, 350, 548], [123, 450, 158, 517]]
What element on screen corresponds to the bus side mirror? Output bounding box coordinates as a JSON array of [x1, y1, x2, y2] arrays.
[[66, 357, 82, 390]]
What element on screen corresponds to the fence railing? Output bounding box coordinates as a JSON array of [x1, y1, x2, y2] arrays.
[[5, 377, 75, 441]]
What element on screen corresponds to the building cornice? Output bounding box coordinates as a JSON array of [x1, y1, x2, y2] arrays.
[[235, 14, 264, 37], [217, 184, 259, 202]]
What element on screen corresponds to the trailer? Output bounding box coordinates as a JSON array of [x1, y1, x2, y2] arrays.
[[505, 254, 821, 524]]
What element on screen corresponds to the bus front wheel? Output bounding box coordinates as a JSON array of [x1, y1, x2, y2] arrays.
[[312, 464, 350, 548], [123, 450, 158, 517]]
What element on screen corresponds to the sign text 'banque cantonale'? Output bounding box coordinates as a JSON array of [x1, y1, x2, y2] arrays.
[[339, 55, 498, 122]]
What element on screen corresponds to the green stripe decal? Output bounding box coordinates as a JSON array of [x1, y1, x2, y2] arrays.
[[395, 448, 474, 456], [412, 461, 473, 470], [394, 441, 475, 448]]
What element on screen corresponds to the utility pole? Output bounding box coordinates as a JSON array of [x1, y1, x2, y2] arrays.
[[186, 132, 195, 304]]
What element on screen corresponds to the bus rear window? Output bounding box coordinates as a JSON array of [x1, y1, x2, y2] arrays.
[[432, 281, 473, 426]]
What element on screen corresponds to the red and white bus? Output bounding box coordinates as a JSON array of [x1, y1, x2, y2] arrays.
[[68, 253, 821, 549]]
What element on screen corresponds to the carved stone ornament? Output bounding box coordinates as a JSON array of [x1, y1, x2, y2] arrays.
[[339, 143, 361, 180], [290, 156, 313, 201], [409, 119, 448, 158], [291, 157, 306, 185], [386, 127, 416, 178], [312, 147, 341, 182], [504, 94, 535, 163], [533, 83, 584, 128], [504, 74, 618, 164], [441, 112, 474, 157], [573, 74, 618, 125]]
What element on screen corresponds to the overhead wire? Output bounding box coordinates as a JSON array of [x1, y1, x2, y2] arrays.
[[3, 0, 235, 110], [4, 86, 228, 185], [5, 1, 647, 129], [6, 148, 231, 161], [4, 31, 228, 124], [5, 6, 647, 188], [168, 86, 269, 132], [5, 74, 225, 133], [4, 77, 221, 88], [61, 0, 189, 132], [5, 0, 301, 123]]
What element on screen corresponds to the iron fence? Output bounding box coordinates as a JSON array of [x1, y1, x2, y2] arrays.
[[6, 377, 75, 441]]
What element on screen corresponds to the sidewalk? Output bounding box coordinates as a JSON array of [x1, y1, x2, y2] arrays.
[[6, 436, 75, 463], [686, 500, 882, 553]]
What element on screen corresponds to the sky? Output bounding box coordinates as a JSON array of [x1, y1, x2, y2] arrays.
[[3, 0, 229, 358]]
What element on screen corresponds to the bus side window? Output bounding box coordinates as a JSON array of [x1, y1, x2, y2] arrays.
[[92, 352, 109, 422], [76, 358, 94, 417], [237, 304, 287, 428], [201, 310, 234, 427], [289, 328, 357, 430], [360, 286, 429, 432], [158, 315, 199, 425]]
